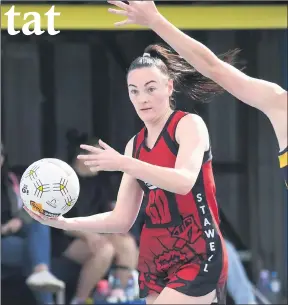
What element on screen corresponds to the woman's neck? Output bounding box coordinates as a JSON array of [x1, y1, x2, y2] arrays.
[[145, 108, 174, 136]]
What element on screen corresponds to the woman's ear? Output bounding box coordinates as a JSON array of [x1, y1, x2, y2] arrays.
[[167, 79, 174, 97]]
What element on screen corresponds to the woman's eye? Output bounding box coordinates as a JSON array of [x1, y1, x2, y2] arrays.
[[130, 89, 138, 95], [148, 87, 156, 93]]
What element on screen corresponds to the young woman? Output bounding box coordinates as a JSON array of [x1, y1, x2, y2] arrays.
[[24, 43, 233, 304], [107, 0, 287, 189]]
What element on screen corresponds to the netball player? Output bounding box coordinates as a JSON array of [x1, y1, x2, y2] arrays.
[[107, 1, 287, 188], [24, 42, 235, 304]]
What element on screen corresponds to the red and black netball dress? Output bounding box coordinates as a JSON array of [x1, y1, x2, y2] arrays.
[[132, 111, 228, 303]]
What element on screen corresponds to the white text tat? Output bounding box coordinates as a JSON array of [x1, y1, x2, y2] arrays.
[[4, 5, 60, 36]]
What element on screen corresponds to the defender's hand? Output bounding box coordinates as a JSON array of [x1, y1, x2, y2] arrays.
[[107, 1, 161, 27]]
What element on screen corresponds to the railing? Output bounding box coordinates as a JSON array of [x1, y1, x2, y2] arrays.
[[1, 0, 283, 5]]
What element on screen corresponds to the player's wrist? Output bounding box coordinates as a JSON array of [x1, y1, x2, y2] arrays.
[[119, 155, 134, 173], [61, 217, 75, 230], [149, 13, 165, 30]]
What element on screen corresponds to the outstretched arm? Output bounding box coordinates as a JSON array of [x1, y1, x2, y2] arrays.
[[24, 140, 144, 234], [108, 1, 287, 114], [66, 169, 143, 233], [150, 14, 287, 113]]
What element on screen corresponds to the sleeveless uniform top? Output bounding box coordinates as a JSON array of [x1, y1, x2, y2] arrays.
[[132, 111, 227, 300], [279, 147, 288, 190], [133, 110, 220, 229]]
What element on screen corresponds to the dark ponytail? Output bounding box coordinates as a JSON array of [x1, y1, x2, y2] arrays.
[[128, 43, 240, 106]]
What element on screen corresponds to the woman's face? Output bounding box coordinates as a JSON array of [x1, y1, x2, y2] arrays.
[[127, 67, 173, 123]]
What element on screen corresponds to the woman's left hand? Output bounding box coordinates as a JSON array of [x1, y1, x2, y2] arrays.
[[78, 140, 125, 172]]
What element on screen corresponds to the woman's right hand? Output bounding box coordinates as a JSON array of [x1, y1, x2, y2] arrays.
[[23, 206, 69, 230], [107, 1, 161, 28]]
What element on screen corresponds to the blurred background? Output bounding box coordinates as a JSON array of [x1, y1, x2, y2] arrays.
[[1, 1, 287, 305]]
